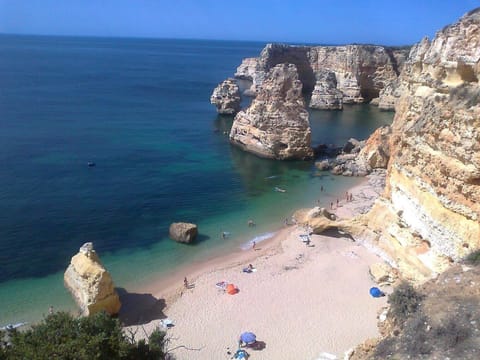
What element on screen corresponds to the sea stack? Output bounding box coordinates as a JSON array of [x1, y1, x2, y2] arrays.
[[64, 242, 121, 316], [232, 43, 408, 106], [229, 63, 313, 160], [210, 78, 241, 115]]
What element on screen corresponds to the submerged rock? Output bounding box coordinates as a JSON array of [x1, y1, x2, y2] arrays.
[[210, 78, 241, 115], [64, 242, 121, 317], [169, 222, 198, 244], [230, 63, 313, 160]]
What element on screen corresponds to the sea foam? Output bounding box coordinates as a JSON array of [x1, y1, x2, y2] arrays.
[[240, 231, 276, 250]]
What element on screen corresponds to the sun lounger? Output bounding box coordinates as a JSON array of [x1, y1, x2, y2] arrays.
[[216, 281, 228, 289], [159, 318, 174, 329]]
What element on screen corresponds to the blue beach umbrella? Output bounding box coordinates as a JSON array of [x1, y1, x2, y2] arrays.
[[369, 287, 385, 298], [240, 332, 256, 344]]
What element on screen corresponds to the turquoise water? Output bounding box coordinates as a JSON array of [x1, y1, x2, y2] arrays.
[[0, 35, 393, 325]]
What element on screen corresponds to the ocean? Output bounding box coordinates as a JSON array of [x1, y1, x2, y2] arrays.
[[0, 35, 393, 325]]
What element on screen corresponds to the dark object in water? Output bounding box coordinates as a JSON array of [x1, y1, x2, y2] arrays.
[[87, 162, 96, 167]]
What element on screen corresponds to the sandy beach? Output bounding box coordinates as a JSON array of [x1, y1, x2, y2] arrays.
[[124, 173, 389, 360]]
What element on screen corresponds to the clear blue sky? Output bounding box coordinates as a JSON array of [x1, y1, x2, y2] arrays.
[[1, 0, 479, 45]]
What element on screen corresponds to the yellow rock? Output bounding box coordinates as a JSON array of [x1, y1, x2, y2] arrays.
[[64, 242, 121, 316]]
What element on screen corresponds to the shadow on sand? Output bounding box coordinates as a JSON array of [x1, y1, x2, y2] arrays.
[[117, 288, 167, 326], [319, 227, 355, 241], [248, 340, 266, 351]]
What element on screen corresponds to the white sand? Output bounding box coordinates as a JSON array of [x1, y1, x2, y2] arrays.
[[126, 174, 389, 360]]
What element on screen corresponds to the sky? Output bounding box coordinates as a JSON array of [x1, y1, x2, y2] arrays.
[[1, 0, 479, 45]]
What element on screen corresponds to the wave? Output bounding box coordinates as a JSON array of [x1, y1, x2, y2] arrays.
[[240, 231, 276, 250]]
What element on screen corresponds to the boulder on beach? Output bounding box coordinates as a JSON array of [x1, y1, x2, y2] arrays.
[[64, 242, 121, 317], [169, 222, 198, 244]]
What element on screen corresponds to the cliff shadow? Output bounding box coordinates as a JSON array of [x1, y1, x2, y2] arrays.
[[317, 227, 355, 241], [117, 288, 167, 326]]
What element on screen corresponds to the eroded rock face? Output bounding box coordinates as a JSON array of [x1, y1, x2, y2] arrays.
[[169, 222, 198, 243], [234, 43, 409, 106], [309, 71, 343, 109], [230, 63, 313, 160], [210, 78, 241, 115], [358, 9, 480, 280], [358, 125, 392, 169], [64, 242, 121, 316]]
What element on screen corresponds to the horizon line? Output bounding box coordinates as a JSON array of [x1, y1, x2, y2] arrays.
[[0, 31, 414, 48]]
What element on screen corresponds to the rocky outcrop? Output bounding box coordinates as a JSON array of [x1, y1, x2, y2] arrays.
[[169, 222, 198, 244], [357, 125, 392, 169], [233, 43, 409, 107], [314, 129, 392, 177], [352, 9, 480, 281], [210, 78, 241, 115], [235, 58, 259, 96], [64, 242, 121, 317], [229, 63, 313, 160], [309, 71, 343, 109]]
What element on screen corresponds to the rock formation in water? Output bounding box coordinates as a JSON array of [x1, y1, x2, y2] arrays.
[[64, 242, 121, 316], [169, 222, 198, 243], [350, 9, 480, 282], [210, 78, 241, 115], [229, 63, 313, 160], [233, 43, 409, 107], [309, 70, 343, 109]]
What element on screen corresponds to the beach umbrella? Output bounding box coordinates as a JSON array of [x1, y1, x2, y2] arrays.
[[240, 332, 256, 345], [369, 287, 385, 298], [226, 283, 238, 295]]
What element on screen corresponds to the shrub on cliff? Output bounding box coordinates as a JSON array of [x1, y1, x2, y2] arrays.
[[0, 312, 167, 360], [387, 281, 423, 325]]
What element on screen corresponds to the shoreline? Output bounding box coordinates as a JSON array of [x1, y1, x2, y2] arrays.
[[123, 172, 388, 359], [122, 175, 373, 307]]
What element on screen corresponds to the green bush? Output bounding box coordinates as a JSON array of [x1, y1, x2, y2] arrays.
[[0, 312, 167, 360], [388, 281, 423, 325]]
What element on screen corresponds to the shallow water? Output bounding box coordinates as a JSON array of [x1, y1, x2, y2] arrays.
[[0, 35, 392, 325]]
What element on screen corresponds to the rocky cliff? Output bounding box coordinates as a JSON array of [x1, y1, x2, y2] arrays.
[[230, 63, 313, 160], [351, 9, 480, 282], [234, 43, 409, 107], [64, 242, 121, 316]]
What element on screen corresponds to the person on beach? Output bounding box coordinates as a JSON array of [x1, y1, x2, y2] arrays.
[[336, 199, 339, 208], [320, 185, 324, 192], [330, 202, 333, 210], [252, 241, 256, 250], [184, 277, 188, 288]]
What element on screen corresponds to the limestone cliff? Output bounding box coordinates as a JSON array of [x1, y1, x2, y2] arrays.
[[230, 63, 313, 160], [353, 9, 480, 281], [64, 242, 121, 316], [234, 43, 409, 106], [309, 70, 343, 110]]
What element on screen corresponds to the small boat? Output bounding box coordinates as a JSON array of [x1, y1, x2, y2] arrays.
[[274, 186, 286, 193], [87, 162, 96, 167]]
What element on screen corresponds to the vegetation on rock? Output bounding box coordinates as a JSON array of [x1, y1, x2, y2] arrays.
[[0, 312, 167, 360]]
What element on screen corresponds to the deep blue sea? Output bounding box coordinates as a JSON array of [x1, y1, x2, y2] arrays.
[[0, 35, 393, 325]]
